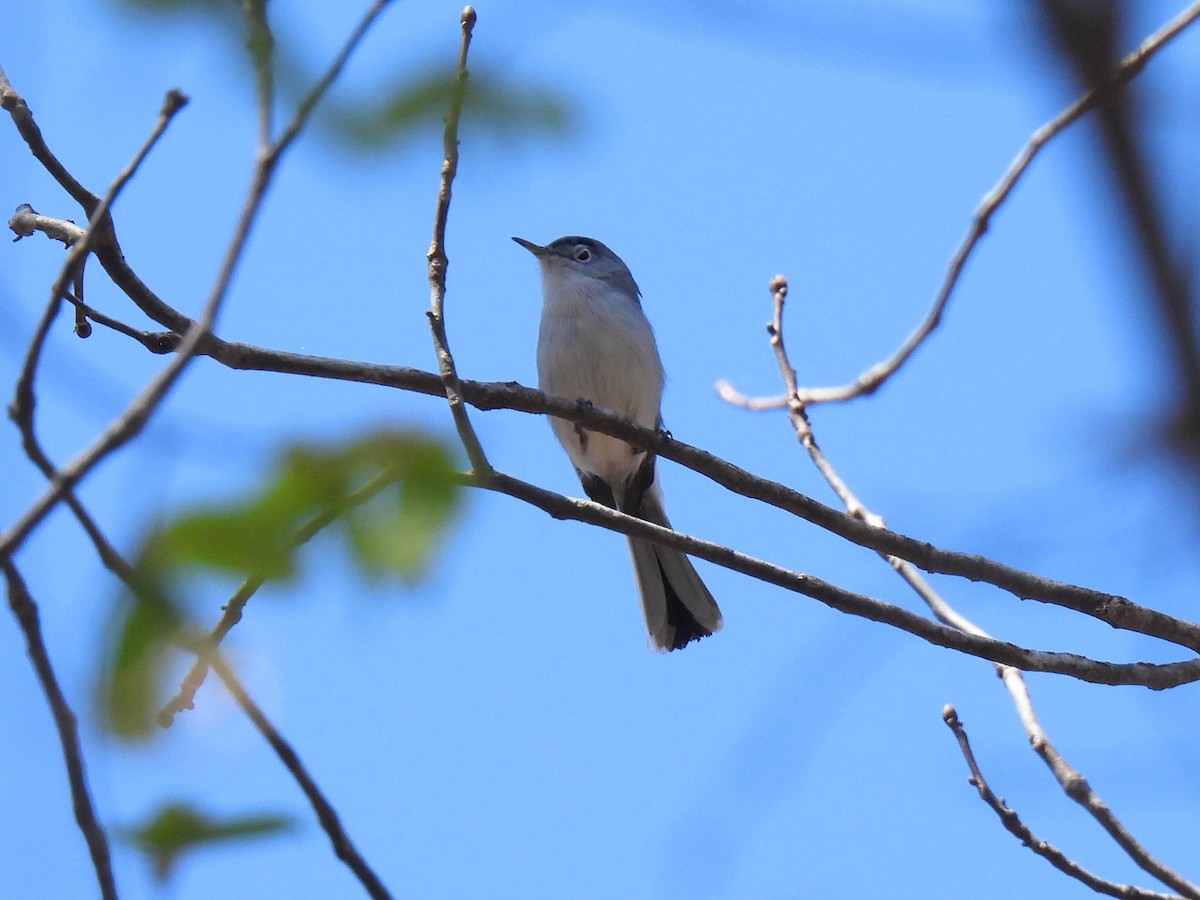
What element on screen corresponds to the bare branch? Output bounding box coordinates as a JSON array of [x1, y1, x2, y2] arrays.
[[59, 290, 179, 353], [2, 561, 117, 900], [426, 7, 490, 474], [0, 65, 100, 214]]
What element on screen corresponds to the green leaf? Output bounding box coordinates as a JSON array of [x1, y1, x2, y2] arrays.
[[154, 505, 299, 581], [124, 802, 293, 881], [97, 582, 186, 739], [342, 433, 462, 581], [242, 0, 274, 80], [326, 66, 572, 151], [129, 428, 462, 596]]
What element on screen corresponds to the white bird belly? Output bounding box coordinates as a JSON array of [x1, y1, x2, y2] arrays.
[[537, 282, 664, 487]]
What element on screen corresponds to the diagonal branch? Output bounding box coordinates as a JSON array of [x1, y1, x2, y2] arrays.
[[0, 65, 100, 214], [273, 0, 393, 162], [3, 561, 117, 900]]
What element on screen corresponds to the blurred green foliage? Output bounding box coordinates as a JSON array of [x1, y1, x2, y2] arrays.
[[96, 567, 184, 739], [112, 0, 572, 151], [123, 802, 294, 880], [330, 66, 570, 150], [97, 430, 463, 739]]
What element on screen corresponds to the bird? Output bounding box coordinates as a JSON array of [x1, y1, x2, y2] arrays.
[[513, 235, 723, 651]]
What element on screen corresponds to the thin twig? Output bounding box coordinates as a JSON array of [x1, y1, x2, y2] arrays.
[[208, 655, 392, 900], [794, 0, 1200, 405], [59, 289, 179, 353], [0, 66, 100, 213], [71, 262, 91, 337], [942, 707, 1184, 900], [3, 561, 117, 900], [426, 7, 490, 474]]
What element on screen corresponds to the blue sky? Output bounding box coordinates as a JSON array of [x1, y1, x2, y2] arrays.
[[3, 1, 1200, 898]]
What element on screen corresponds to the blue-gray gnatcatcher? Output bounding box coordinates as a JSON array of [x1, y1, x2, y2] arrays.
[[513, 235, 723, 651]]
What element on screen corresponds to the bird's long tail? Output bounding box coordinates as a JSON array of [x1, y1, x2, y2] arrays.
[[625, 486, 722, 651]]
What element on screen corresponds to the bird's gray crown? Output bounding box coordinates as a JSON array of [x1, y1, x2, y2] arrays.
[[514, 235, 641, 301]]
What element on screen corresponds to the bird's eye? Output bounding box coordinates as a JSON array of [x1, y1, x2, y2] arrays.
[[573, 247, 593, 262]]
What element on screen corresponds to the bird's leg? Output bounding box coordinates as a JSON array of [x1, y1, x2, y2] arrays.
[[573, 398, 593, 453]]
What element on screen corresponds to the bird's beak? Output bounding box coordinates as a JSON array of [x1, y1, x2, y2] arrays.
[[512, 236, 547, 257]]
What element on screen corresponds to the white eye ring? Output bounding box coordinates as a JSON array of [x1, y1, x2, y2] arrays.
[[573, 247, 592, 262]]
